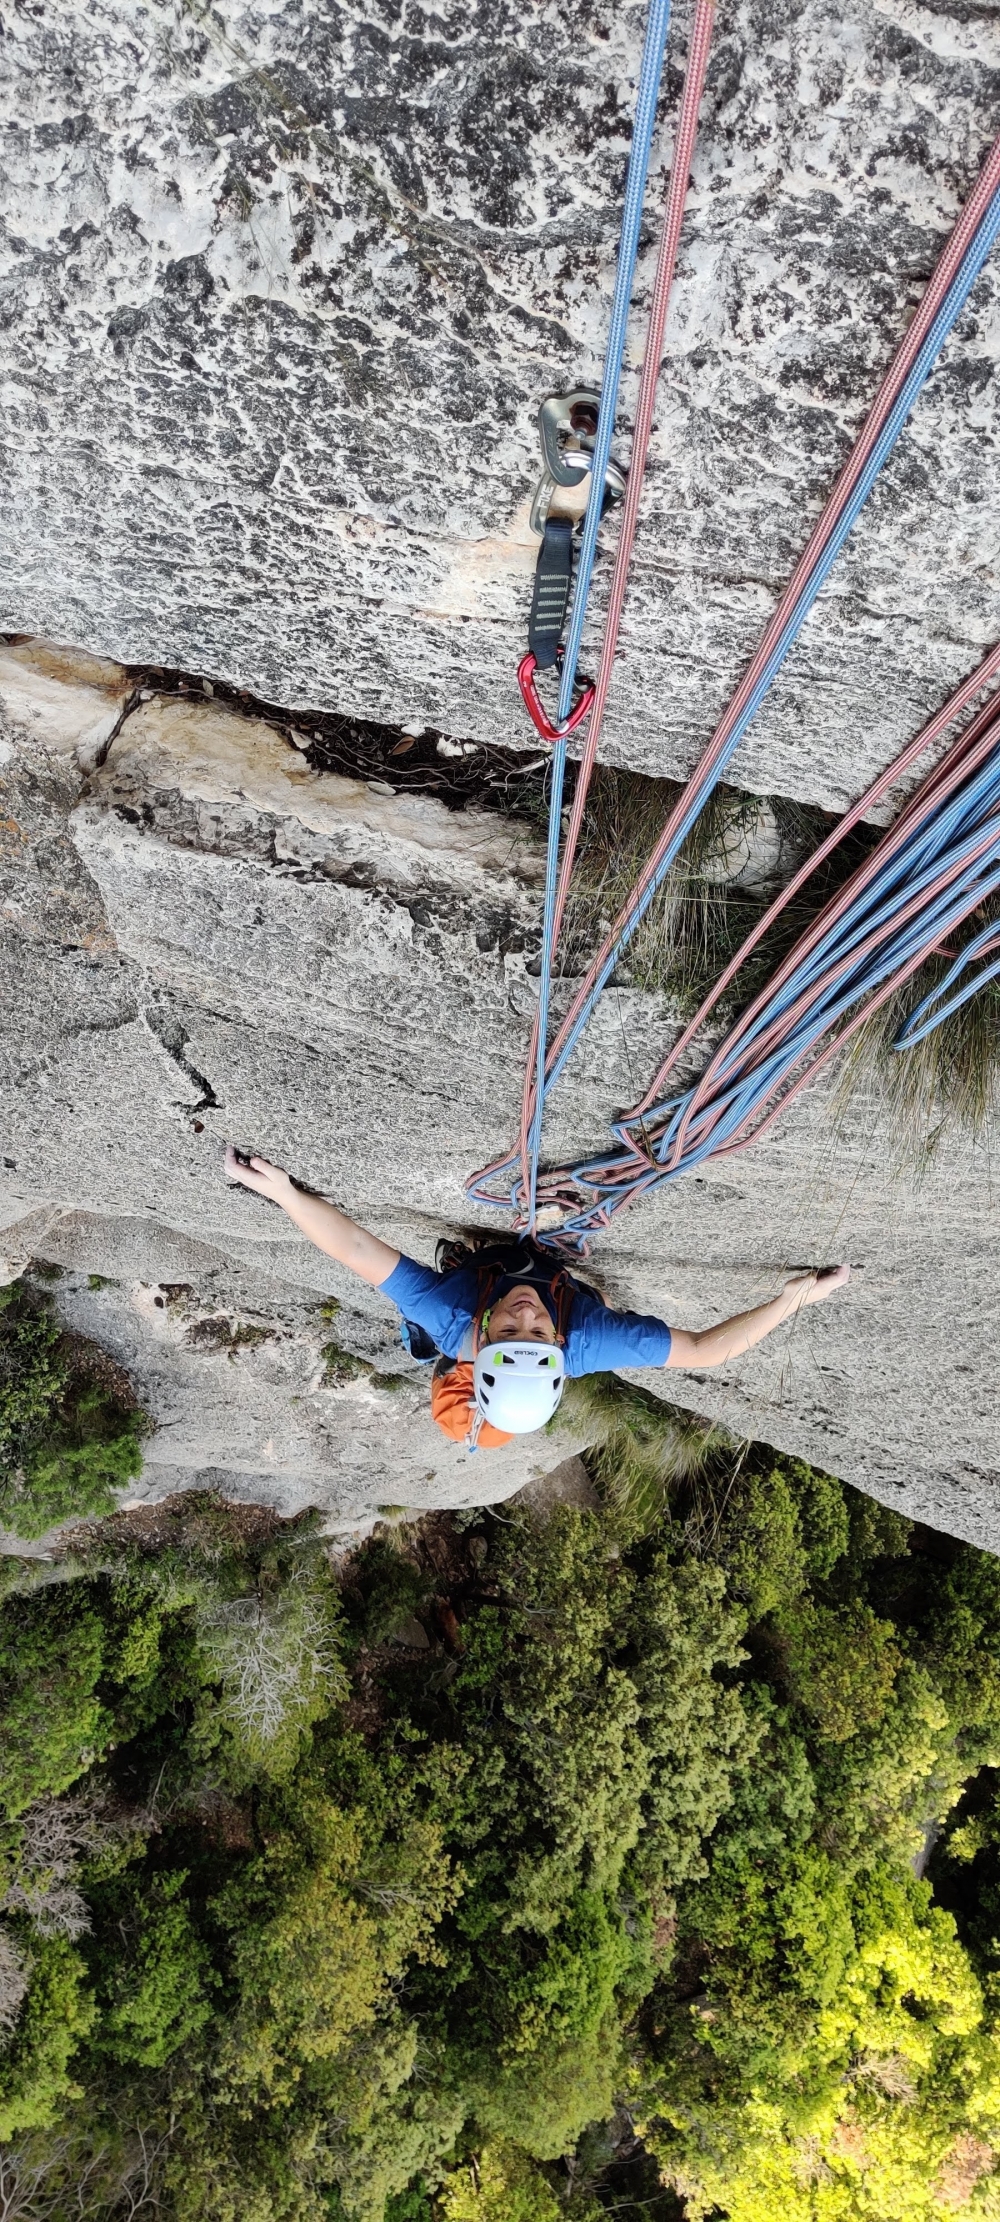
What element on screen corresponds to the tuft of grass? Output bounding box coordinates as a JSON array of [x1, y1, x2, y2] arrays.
[[564, 765, 833, 1018], [229, 1322, 275, 1350], [838, 941, 1000, 1152], [322, 1341, 411, 1393], [552, 1372, 730, 1540], [185, 1316, 275, 1354]]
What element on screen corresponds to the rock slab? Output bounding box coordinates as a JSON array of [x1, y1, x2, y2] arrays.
[[4, 3, 1000, 806], [2, 644, 1000, 1554]]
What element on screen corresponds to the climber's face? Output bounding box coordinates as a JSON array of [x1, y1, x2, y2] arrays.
[[485, 1284, 558, 1345]]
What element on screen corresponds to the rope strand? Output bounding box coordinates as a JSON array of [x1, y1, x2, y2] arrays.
[[468, 127, 1000, 1250]]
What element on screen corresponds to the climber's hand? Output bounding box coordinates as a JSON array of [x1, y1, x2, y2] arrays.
[[225, 1144, 291, 1204], [782, 1263, 851, 1310], [225, 1146, 399, 1283]]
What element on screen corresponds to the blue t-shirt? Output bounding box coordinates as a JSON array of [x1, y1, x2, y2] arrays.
[[380, 1255, 671, 1376]]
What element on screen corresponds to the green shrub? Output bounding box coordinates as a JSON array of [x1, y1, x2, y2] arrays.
[[91, 1868, 215, 2067], [438, 2140, 564, 2222], [0, 1283, 148, 1536], [0, 1932, 94, 2139], [0, 1584, 110, 1816], [782, 1600, 901, 1741], [384, 2188, 434, 2222]]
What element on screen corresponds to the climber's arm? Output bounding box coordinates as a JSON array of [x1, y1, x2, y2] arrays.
[[665, 1265, 850, 1370], [224, 1147, 400, 1288]]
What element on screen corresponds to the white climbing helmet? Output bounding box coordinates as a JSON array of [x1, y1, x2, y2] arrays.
[[472, 1341, 566, 1434]]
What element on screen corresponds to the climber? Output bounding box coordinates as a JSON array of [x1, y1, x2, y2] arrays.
[[225, 1146, 850, 1450]]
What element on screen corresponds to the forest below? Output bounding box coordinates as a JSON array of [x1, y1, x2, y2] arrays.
[[2, 1282, 1000, 2219]]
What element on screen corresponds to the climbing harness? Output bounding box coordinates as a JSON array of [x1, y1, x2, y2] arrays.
[[468, 0, 1000, 1253]]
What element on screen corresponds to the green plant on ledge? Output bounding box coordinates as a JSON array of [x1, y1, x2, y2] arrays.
[[0, 1283, 149, 1538]]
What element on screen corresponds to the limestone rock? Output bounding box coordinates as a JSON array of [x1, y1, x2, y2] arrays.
[[2, 644, 1000, 1554], [4, 3, 1000, 807], [0, 643, 131, 773]]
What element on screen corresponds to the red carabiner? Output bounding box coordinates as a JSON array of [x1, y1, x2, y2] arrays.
[[517, 653, 595, 743]]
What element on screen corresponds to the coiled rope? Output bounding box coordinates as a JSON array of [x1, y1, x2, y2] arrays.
[[541, 646, 1000, 1251], [468, 2, 1000, 1252]]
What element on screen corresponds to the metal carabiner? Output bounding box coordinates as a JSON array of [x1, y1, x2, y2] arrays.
[[529, 390, 626, 534], [517, 653, 595, 743], [539, 390, 601, 483]]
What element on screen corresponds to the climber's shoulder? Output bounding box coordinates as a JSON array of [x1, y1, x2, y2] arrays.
[[563, 1282, 672, 1377]]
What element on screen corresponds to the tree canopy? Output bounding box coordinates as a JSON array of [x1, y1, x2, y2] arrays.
[[1, 1293, 1000, 2220]]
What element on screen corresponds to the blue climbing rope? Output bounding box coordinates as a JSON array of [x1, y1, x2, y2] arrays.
[[473, 56, 1000, 1249], [895, 916, 1000, 1049], [538, 170, 1000, 1116], [522, 0, 675, 1227]]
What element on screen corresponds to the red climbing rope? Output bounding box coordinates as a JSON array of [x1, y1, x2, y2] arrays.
[[534, 128, 1000, 1120], [469, 120, 1000, 1238], [511, 0, 717, 1208], [631, 642, 1000, 1149]]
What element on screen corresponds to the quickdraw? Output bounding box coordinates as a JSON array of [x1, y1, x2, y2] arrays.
[[524, 388, 626, 713]]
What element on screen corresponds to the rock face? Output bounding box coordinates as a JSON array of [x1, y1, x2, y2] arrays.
[[4, 1, 1000, 1549], [2, 642, 1000, 1553], [3, 1, 1000, 806]]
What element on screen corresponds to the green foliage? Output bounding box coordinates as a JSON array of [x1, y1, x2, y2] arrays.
[[91, 1869, 214, 2067], [0, 1286, 66, 1468], [0, 1932, 94, 2138], [623, 1450, 1000, 2222], [209, 1787, 453, 2118], [0, 1584, 110, 1816], [0, 1283, 148, 1535], [342, 1539, 431, 1649], [782, 1598, 901, 1740], [555, 1372, 724, 1537], [384, 2188, 433, 2222], [437, 2139, 563, 2222], [3, 1434, 1000, 2222], [717, 1459, 809, 1617]]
